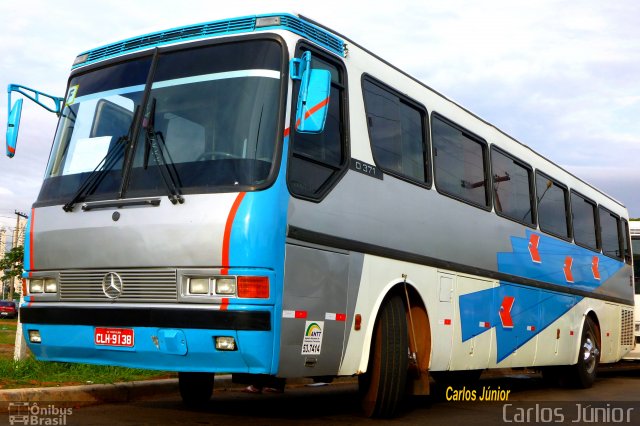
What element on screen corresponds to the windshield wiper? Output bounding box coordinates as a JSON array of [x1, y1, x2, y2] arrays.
[[62, 106, 139, 212], [143, 98, 184, 205]]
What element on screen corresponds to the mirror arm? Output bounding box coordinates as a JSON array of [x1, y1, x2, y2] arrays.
[[289, 51, 312, 81], [7, 84, 63, 116]]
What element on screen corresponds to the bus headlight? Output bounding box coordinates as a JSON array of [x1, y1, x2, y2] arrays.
[[29, 279, 44, 293], [215, 278, 236, 295], [189, 278, 210, 295], [44, 278, 58, 293]]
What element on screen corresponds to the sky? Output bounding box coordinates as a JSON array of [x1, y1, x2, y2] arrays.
[[0, 0, 639, 238]]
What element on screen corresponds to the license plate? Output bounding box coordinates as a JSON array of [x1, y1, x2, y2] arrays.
[[94, 327, 134, 347]]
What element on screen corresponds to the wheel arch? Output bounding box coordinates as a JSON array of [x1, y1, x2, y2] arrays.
[[573, 309, 601, 365], [357, 278, 432, 375]]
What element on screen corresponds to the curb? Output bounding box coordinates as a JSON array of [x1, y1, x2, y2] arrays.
[[0, 378, 179, 413], [0, 375, 357, 413]]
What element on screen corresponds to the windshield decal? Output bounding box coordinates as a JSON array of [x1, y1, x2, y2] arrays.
[[65, 85, 80, 106], [151, 69, 280, 90], [63, 136, 112, 175], [72, 84, 146, 105]]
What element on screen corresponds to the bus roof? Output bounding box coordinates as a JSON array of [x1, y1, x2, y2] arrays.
[[71, 13, 345, 70]]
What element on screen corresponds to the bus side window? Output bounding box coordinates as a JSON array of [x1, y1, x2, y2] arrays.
[[362, 78, 428, 185], [432, 115, 489, 209], [570, 191, 598, 251], [536, 171, 570, 240], [599, 206, 622, 260], [490, 147, 534, 226], [288, 52, 347, 200]]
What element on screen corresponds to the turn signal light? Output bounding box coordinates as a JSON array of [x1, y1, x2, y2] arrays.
[[237, 276, 269, 298]]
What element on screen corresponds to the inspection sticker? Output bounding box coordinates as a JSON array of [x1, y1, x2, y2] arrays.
[[301, 321, 324, 355], [65, 85, 79, 106]]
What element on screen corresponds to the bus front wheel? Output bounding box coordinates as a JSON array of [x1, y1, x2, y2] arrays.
[[359, 294, 408, 418], [179, 372, 215, 408]]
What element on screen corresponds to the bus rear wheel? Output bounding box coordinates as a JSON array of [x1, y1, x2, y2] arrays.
[[570, 317, 600, 388], [179, 372, 215, 408], [359, 294, 408, 418]]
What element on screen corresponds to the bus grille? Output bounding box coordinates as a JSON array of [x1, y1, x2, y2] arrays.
[[59, 269, 177, 302], [621, 308, 634, 347]]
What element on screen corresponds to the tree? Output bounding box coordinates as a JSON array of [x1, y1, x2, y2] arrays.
[[0, 245, 24, 300]]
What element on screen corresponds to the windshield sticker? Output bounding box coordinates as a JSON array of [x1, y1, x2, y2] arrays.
[[72, 84, 146, 106], [63, 136, 112, 175], [65, 85, 79, 106], [301, 321, 324, 355]]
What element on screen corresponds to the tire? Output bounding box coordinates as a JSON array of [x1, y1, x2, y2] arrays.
[[359, 294, 408, 418], [179, 372, 215, 408], [570, 317, 600, 388]]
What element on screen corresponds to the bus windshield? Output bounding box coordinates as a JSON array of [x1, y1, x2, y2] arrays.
[[38, 39, 283, 206]]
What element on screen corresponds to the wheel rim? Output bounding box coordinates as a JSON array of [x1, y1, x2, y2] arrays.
[[582, 336, 596, 374]]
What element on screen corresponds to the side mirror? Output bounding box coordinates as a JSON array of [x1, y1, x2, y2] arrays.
[[295, 68, 331, 134], [5, 84, 63, 158], [291, 51, 331, 134], [6, 99, 23, 158]]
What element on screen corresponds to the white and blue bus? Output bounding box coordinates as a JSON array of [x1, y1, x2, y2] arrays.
[[6, 13, 634, 417]]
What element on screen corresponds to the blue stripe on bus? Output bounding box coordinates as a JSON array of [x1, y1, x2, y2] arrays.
[[497, 229, 622, 292], [227, 133, 291, 374], [460, 230, 625, 363], [460, 283, 578, 363], [22, 215, 32, 274]]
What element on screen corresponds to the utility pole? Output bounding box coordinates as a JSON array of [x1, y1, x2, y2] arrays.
[[13, 210, 28, 362], [13, 210, 28, 248]]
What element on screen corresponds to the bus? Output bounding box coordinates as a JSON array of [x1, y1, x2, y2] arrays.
[[5, 12, 634, 418], [624, 220, 640, 359]]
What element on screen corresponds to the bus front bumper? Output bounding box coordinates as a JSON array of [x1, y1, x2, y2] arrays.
[[20, 304, 275, 373]]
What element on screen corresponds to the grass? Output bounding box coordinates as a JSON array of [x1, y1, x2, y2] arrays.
[[0, 321, 17, 345], [0, 318, 174, 389], [0, 357, 173, 389]]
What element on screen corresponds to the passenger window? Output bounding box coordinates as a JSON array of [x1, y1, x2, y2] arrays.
[[490, 148, 534, 226], [536, 172, 569, 239], [288, 52, 347, 200], [571, 192, 598, 250], [599, 207, 622, 259], [362, 79, 427, 183], [432, 116, 489, 208]]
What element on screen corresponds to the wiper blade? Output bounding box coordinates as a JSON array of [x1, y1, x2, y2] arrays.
[[62, 136, 128, 212], [62, 105, 139, 212], [143, 98, 184, 205]]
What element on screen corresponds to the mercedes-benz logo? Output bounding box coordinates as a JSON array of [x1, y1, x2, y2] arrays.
[[102, 272, 123, 299]]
